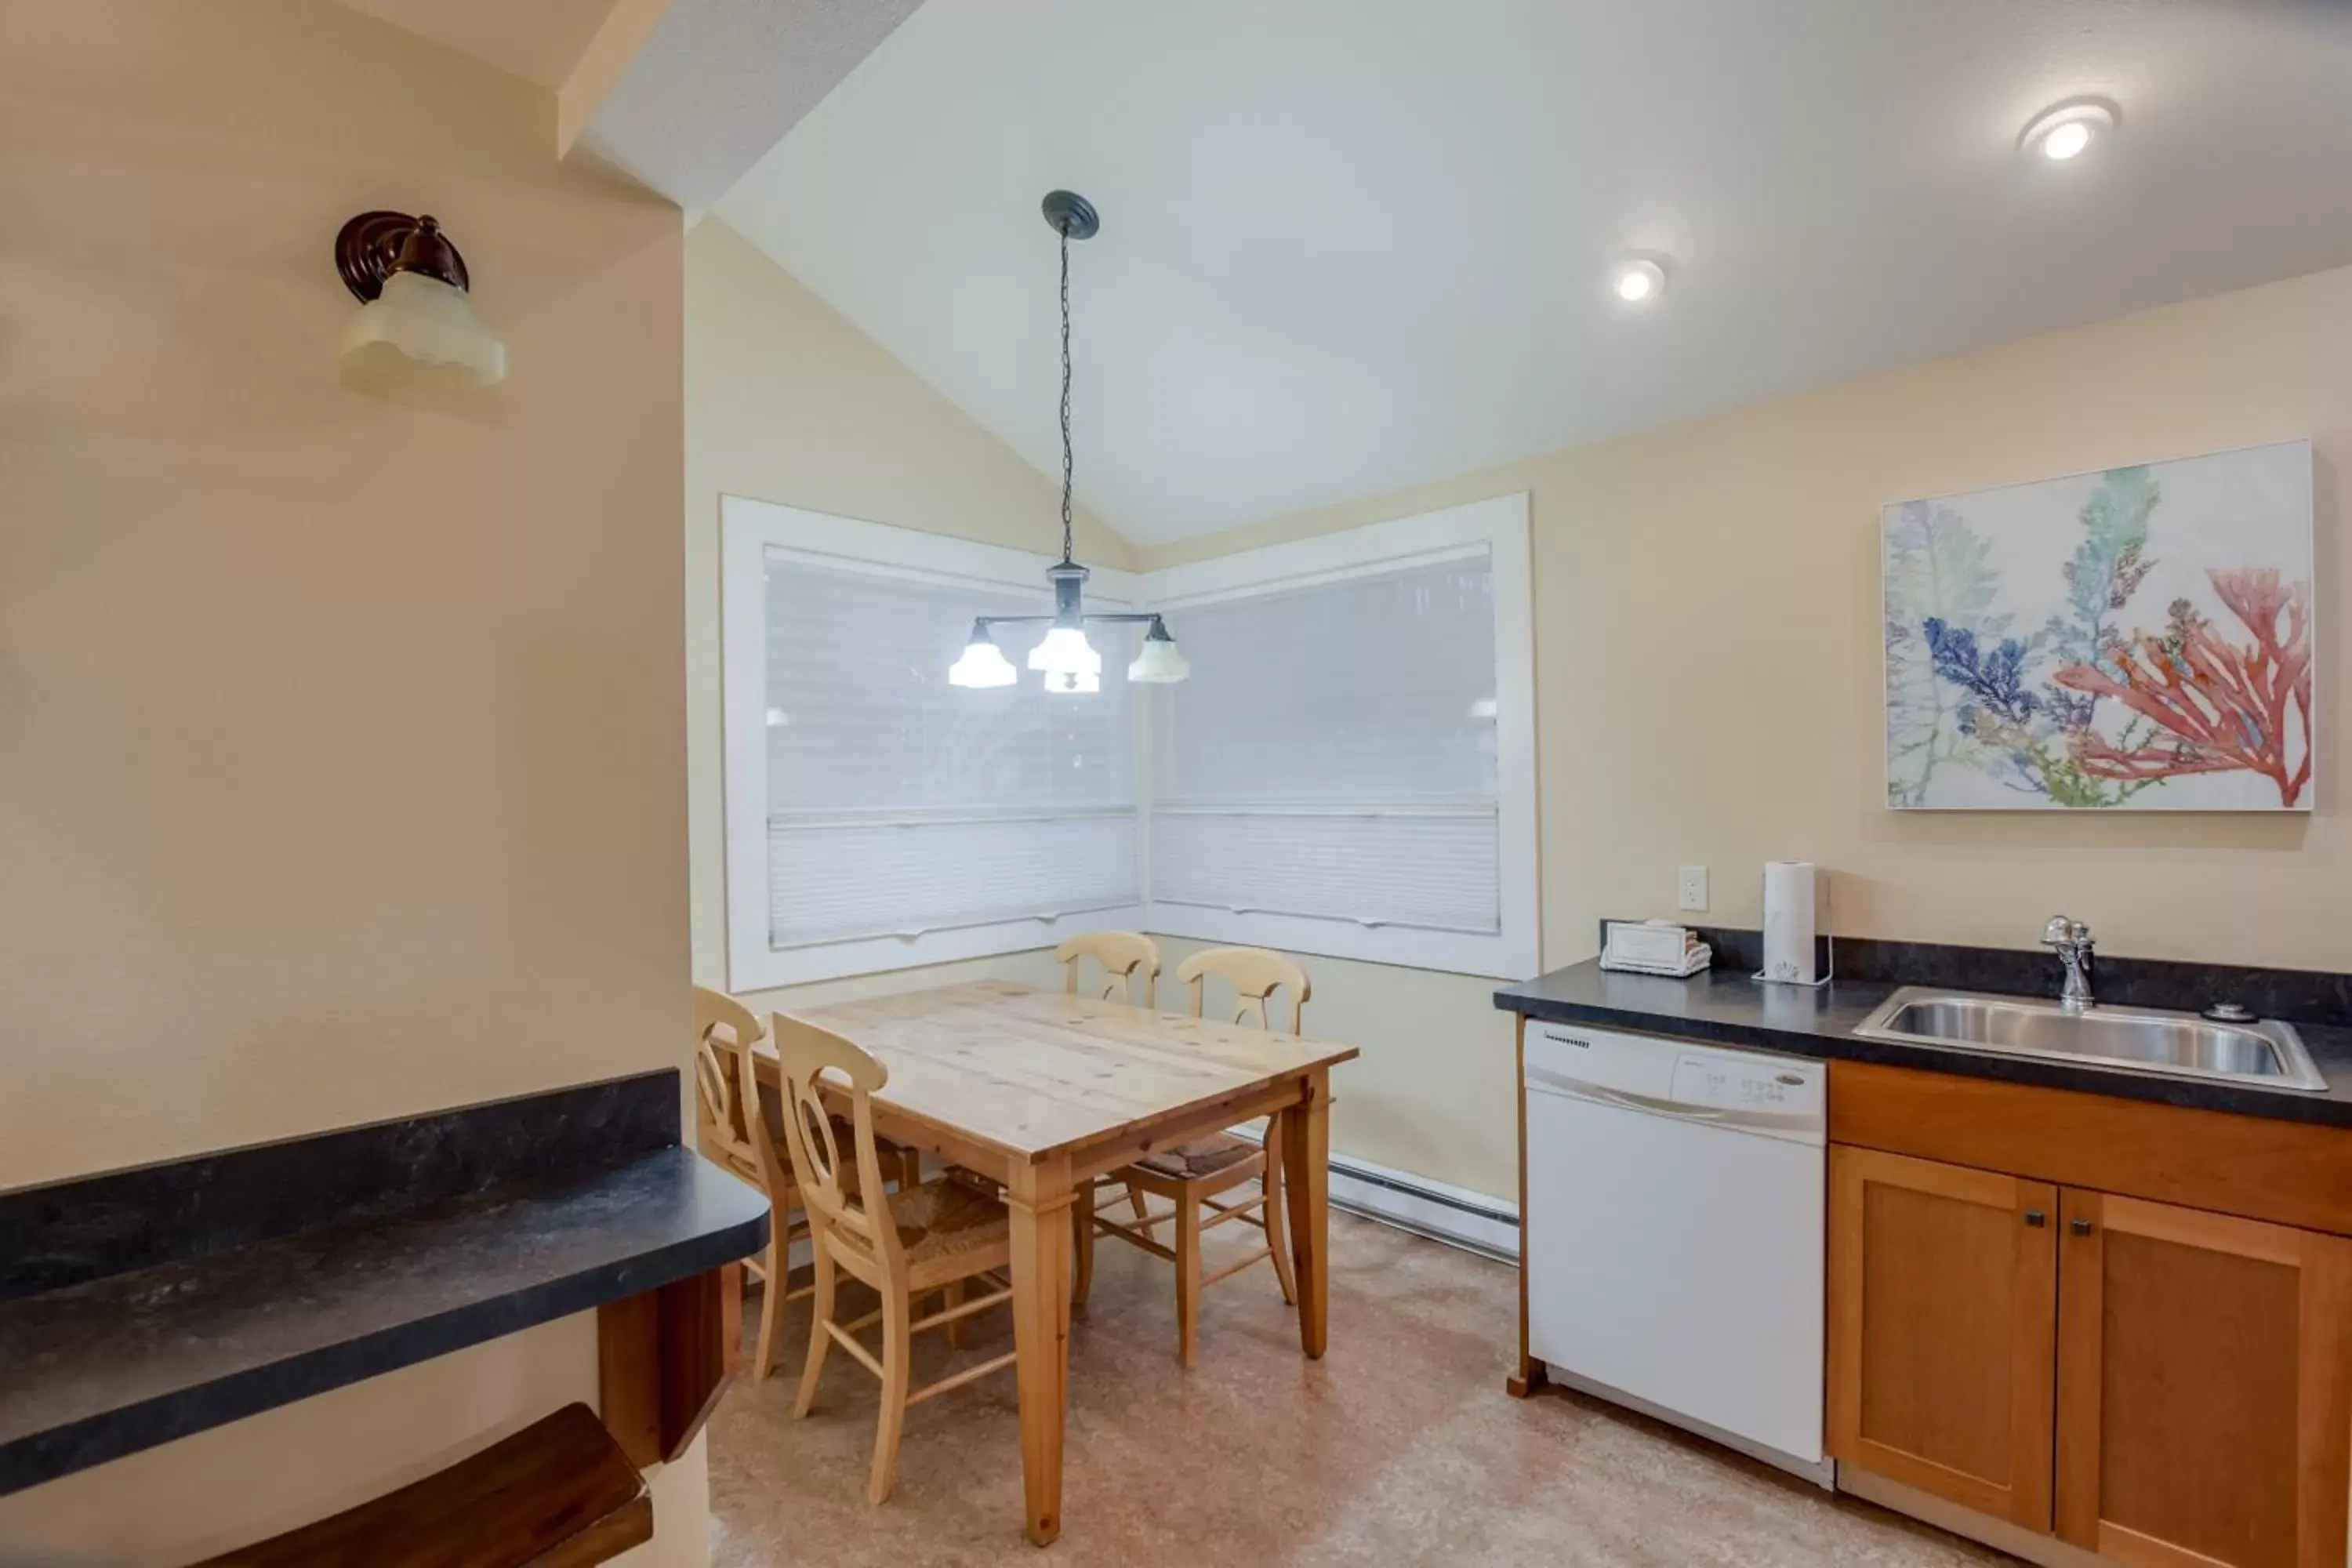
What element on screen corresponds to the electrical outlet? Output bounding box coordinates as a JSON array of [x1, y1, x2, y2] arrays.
[[1677, 866, 1709, 913]]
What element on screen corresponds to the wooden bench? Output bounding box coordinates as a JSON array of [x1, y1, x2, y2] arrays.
[[196, 1402, 648, 1567]]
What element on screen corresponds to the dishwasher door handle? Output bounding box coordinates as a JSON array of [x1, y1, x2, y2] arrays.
[[1525, 1065, 1824, 1138], [1525, 1068, 1730, 1122]]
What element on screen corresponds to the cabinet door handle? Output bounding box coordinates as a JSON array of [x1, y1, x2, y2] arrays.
[[2024, 1210, 2046, 1227], [2070, 1217, 2094, 1236]]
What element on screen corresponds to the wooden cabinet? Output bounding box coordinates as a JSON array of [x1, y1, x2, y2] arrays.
[[1827, 1145, 2057, 1530], [2054, 1191, 2352, 1568], [1830, 1137, 2352, 1568]]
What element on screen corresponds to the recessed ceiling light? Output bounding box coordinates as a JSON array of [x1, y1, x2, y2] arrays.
[[2020, 98, 2118, 162], [1613, 258, 1666, 304]]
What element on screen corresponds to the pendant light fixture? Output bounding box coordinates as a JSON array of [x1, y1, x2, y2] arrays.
[[949, 191, 1188, 693]]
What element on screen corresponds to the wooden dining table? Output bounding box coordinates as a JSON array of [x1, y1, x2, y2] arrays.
[[747, 978, 1359, 1546]]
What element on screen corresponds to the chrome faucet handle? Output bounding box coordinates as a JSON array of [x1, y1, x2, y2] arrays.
[[2044, 916, 2095, 1009]]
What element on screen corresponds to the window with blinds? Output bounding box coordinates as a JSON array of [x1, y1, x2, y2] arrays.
[[722, 493, 1534, 987], [1141, 493, 1536, 975], [721, 500, 1144, 988], [1148, 553, 1499, 928]]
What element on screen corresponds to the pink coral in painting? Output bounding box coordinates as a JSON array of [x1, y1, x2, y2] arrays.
[[2051, 568, 2314, 807]]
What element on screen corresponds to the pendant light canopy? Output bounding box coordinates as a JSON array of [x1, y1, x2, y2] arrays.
[[947, 191, 1187, 692]]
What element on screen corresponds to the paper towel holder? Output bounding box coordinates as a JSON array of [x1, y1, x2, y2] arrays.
[[1753, 862, 1837, 988], [1752, 938, 1836, 988]]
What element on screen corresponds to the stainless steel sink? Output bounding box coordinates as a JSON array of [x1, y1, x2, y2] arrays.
[[1852, 986, 2327, 1093]]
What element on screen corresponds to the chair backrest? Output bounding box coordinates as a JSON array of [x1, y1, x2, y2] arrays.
[[692, 985, 763, 1171], [1055, 931, 1161, 1007], [1176, 946, 1312, 1034], [762, 1011, 907, 1282]]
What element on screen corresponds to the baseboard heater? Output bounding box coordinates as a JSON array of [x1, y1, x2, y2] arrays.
[[1228, 1130, 1520, 1264]]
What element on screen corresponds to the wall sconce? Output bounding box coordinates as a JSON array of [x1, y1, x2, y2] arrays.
[[334, 211, 507, 388]]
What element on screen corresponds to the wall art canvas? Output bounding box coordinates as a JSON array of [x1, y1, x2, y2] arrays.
[[1883, 438, 2314, 811]]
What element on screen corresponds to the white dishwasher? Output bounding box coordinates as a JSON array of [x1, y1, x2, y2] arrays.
[[1523, 1021, 1829, 1483]]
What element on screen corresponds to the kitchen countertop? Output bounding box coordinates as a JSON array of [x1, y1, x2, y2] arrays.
[[0, 1101, 768, 1497], [1496, 959, 2352, 1131]]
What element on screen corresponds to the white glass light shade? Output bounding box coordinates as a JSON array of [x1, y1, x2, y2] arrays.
[[1027, 625, 1102, 678], [339, 270, 506, 387], [1127, 634, 1190, 683], [947, 633, 1018, 688]]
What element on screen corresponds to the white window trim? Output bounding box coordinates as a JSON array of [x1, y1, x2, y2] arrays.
[[720, 495, 1145, 991], [1142, 492, 1539, 979]]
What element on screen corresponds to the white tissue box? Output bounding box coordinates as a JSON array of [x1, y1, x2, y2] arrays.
[[1601, 922, 1711, 977]]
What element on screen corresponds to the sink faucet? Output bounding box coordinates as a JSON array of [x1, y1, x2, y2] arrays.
[[2042, 916, 2095, 1011]]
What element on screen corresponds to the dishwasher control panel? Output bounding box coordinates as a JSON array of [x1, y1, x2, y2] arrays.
[[1667, 1053, 1821, 1114]]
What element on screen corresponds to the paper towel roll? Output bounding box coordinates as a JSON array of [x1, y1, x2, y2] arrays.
[[1762, 861, 1820, 984]]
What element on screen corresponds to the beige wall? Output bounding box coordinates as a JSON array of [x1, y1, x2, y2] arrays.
[[1147, 264, 2352, 1201], [682, 219, 1131, 1015], [0, 3, 698, 1559]]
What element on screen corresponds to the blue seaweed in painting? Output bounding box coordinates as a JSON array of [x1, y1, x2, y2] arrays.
[[1922, 619, 2038, 730]]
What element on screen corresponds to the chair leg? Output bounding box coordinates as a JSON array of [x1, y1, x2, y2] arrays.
[[1072, 1179, 1096, 1309], [792, 1244, 836, 1419], [753, 1229, 789, 1377], [1127, 1180, 1153, 1237], [944, 1279, 967, 1350], [868, 1282, 913, 1504], [1175, 1189, 1202, 1369], [1261, 1123, 1298, 1307]]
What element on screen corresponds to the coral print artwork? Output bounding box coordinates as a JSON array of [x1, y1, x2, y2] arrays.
[[1884, 438, 2314, 811]]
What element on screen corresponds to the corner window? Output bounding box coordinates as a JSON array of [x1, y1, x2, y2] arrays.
[[720, 492, 1535, 986]]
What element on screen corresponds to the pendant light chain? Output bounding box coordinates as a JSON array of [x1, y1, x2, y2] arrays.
[[947, 194, 1188, 692], [1058, 224, 1075, 567]]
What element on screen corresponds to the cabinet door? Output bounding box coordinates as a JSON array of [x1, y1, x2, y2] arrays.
[[1828, 1145, 2057, 1530], [2056, 1190, 2352, 1568]]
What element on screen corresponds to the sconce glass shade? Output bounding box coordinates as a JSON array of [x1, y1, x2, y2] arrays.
[[947, 630, 1018, 688], [339, 271, 506, 388], [1026, 625, 1102, 679], [1127, 621, 1191, 683]]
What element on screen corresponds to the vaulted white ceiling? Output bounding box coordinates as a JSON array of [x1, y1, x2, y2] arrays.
[[717, 0, 2352, 543]]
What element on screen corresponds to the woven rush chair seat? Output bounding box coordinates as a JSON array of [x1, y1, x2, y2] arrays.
[[890, 1178, 1013, 1262], [1133, 1136, 1260, 1181]]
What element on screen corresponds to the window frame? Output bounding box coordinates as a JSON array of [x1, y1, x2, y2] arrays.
[[1139, 492, 1539, 978], [720, 495, 1146, 991]]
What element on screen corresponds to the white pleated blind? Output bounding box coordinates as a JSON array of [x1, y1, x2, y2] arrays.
[[1149, 550, 1502, 937], [761, 549, 1138, 949]]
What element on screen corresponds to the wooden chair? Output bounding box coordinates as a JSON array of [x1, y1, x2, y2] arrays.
[[694, 985, 768, 1187], [693, 985, 918, 1380], [768, 1011, 1019, 1506], [1076, 946, 1312, 1366], [1055, 931, 1160, 1006]]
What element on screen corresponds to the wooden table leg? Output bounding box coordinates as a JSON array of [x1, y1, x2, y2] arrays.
[[1282, 1071, 1332, 1359], [1006, 1153, 1075, 1546]]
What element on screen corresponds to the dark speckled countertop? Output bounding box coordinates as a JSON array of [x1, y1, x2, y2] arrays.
[[0, 1074, 768, 1496], [1496, 958, 2352, 1131]]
